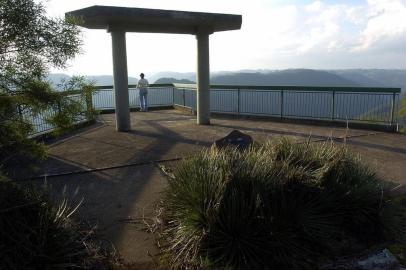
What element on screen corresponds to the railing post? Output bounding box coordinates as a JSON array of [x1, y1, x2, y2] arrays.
[[280, 90, 284, 118], [172, 86, 175, 106], [331, 90, 335, 121], [237, 88, 240, 115], [183, 89, 186, 106], [85, 89, 93, 120], [390, 92, 396, 126]]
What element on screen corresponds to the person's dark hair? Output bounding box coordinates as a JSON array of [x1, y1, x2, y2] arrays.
[[140, 73, 145, 79]]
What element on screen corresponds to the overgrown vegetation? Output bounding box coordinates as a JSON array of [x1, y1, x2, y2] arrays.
[[0, 0, 96, 166], [400, 93, 406, 133], [0, 0, 104, 268], [161, 138, 406, 269], [0, 175, 121, 269], [387, 195, 406, 265]]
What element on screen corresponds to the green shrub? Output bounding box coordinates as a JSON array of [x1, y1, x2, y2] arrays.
[[161, 138, 403, 269], [0, 176, 109, 269]]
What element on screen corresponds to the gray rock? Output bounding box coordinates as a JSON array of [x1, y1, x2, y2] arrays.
[[214, 130, 253, 150]]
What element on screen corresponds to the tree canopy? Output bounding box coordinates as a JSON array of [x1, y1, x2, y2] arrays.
[[0, 0, 94, 167], [0, 0, 81, 87]]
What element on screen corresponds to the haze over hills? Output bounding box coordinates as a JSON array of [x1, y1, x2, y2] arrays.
[[48, 69, 406, 92], [328, 70, 406, 89], [211, 69, 359, 87], [154, 77, 195, 84], [148, 72, 196, 83], [47, 73, 138, 87], [152, 69, 406, 90]]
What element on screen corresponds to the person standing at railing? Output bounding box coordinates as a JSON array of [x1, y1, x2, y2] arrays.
[[137, 73, 149, 111]]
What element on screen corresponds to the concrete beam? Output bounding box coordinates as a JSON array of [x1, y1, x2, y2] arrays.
[[66, 6, 242, 34], [196, 30, 210, 125], [111, 30, 131, 131]]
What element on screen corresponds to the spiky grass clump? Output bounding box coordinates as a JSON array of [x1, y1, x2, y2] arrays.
[[0, 177, 113, 269], [161, 138, 402, 269]]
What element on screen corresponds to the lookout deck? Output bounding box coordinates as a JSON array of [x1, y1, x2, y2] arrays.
[[12, 109, 406, 267]]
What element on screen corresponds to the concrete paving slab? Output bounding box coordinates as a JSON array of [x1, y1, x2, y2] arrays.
[[11, 109, 406, 264], [30, 164, 166, 265]]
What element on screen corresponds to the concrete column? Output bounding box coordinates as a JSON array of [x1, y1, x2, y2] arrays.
[[111, 30, 131, 131], [196, 31, 210, 125]]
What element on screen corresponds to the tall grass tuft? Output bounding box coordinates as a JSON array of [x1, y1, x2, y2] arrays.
[[161, 138, 404, 269], [0, 177, 113, 269]]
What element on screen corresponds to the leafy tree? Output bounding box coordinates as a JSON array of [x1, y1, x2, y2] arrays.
[[0, 0, 95, 165], [400, 93, 406, 133]]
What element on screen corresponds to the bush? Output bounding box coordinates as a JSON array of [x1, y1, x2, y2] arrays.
[[161, 138, 404, 269], [400, 93, 406, 133], [0, 176, 112, 269]]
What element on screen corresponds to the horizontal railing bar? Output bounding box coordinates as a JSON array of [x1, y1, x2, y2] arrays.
[[236, 112, 390, 124], [173, 104, 194, 109], [236, 85, 401, 93], [173, 83, 401, 93], [224, 85, 401, 93], [95, 83, 401, 94], [211, 110, 238, 113], [334, 118, 388, 123], [179, 88, 396, 96], [94, 83, 173, 90], [237, 112, 295, 117]]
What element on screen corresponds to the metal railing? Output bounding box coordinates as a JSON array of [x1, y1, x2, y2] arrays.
[[21, 92, 89, 135], [172, 84, 401, 126], [92, 84, 173, 109], [25, 84, 173, 135], [26, 83, 402, 135]]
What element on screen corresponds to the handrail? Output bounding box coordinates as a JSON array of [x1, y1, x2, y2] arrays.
[[94, 83, 401, 94], [173, 83, 401, 93], [94, 83, 174, 90]]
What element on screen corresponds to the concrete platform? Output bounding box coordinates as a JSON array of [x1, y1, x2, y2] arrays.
[[12, 109, 406, 265]]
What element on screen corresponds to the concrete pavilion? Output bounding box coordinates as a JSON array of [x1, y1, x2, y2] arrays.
[[66, 6, 242, 131]]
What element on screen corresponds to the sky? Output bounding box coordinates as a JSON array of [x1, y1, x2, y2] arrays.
[[46, 0, 406, 76]]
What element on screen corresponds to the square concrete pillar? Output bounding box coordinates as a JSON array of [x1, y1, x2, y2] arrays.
[[111, 30, 131, 131], [196, 32, 210, 125]]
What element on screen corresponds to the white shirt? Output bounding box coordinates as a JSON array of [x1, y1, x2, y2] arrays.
[[137, 78, 149, 91]]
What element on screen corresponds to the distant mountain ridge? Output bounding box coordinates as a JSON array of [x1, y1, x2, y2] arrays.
[[48, 69, 406, 92], [47, 74, 138, 87], [211, 69, 359, 87], [154, 77, 195, 84], [328, 69, 406, 89], [149, 72, 195, 83], [151, 69, 405, 90]]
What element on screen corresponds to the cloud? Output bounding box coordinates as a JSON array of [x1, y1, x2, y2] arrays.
[[250, 0, 406, 69], [354, 0, 406, 51], [263, 2, 350, 55], [48, 0, 406, 74], [305, 1, 322, 13], [266, 0, 406, 56]]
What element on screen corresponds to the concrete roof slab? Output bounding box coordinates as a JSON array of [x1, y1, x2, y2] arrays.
[[66, 6, 242, 34]]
